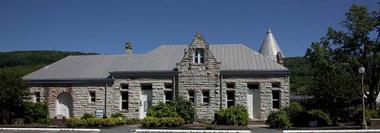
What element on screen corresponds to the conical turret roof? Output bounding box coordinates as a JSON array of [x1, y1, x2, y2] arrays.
[[259, 28, 285, 61]]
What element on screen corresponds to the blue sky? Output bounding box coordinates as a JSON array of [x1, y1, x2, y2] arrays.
[[0, 0, 378, 57]]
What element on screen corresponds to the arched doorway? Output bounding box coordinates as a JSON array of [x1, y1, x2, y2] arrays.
[[55, 93, 73, 118]]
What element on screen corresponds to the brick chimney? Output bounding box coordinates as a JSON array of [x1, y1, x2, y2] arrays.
[[125, 42, 132, 55], [276, 52, 284, 65]]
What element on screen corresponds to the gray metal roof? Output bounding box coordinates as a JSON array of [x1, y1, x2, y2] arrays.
[[23, 44, 288, 81], [259, 28, 285, 61]]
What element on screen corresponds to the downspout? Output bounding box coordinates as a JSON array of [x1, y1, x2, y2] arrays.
[[104, 81, 107, 118], [173, 75, 176, 100], [219, 75, 223, 109]]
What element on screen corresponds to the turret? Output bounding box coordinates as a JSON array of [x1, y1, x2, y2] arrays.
[[259, 28, 285, 64]]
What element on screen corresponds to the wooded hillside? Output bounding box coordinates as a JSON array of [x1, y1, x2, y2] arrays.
[[0, 51, 97, 75], [284, 57, 312, 93]]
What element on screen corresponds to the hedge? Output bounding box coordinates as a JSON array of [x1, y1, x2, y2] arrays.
[[67, 117, 124, 127], [215, 105, 249, 126], [142, 117, 185, 127]]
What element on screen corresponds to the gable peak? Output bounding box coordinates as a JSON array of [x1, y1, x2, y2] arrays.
[[191, 32, 208, 46]]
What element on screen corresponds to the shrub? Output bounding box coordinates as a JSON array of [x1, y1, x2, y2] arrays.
[[308, 109, 332, 126], [215, 105, 249, 126], [142, 117, 184, 127], [266, 110, 291, 129], [81, 113, 95, 119], [86, 118, 98, 127], [111, 113, 125, 119], [172, 117, 185, 127], [169, 98, 196, 123], [125, 118, 141, 124], [353, 108, 371, 125], [284, 102, 305, 119], [147, 102, 178, 118], [284, 102, 309, 127], [67, 117, 82, 127], [67, 117, 124, 127], [23, 102, 48, 123], [368, 110, 380, 118], [36, 118, 52, 124], [142, 117, 159, 127]]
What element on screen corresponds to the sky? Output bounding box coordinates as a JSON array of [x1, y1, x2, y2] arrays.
[[0, 0, 378, 57]]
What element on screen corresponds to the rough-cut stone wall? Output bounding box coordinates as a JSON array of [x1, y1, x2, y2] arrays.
[[46, 85, 107, 118], [222, 76, 290, 121], [29, 87, 48, 102], [176, 33, 221, 121], [111, 78, 172, 119]]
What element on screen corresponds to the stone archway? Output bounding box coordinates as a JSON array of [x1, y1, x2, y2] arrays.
[[55, 92, 73, 118]]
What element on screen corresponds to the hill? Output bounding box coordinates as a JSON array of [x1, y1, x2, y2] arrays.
[[284, 56, 313, 93], [0, 50, 97, 76]]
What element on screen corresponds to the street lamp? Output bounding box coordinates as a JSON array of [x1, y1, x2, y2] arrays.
[[358, 66, 367, 129]]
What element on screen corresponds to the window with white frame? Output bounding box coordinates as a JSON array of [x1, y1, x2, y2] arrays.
[[164, 91, 172, 103], [188, 90, 195, 103], [227, 91, 235, 107], [202, 90, 209, 104], [89, 91, 96, 103], [120, 83, 129, 110], [164, 83, 173, 103], [34, 92, 41, 102], [121, 91, 129, 110], [272, 91, 280, 109], [193, 48, 204, 64]]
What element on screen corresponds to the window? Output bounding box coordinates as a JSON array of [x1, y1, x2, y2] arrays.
[[121, 91, 129, 110], [164, 91, 172, 103], [226, 82, 235, 89], [121, 84, 129, 90], [164, 83, 173, 103], [141, 84, 152, 90], [272, 91, 280, 109], [34, 92, 41, 102], [188, 90, 195, 103], [272, 82, 281, 88], [248, 83, 259, 89], [89, 91, 96, 102], [164, 83, 172, 89], [227, 91, 235, 107], [193, 48, 204, 63], [202, 90, 209, 104]]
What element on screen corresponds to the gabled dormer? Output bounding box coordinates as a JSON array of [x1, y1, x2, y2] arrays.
[[182, 33, 217, 65]]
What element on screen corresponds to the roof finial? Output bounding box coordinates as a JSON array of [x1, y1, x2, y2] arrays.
[[267, 26, 272, 34]]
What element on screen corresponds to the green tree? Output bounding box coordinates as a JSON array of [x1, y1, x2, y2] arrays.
[[305, 3, 380, 122], [0, 71, 29, 124]]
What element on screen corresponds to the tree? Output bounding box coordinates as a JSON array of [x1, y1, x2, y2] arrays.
[[306, 41, 360, 124], [306, 4, 380, 109], [0, 71, 29, 124]]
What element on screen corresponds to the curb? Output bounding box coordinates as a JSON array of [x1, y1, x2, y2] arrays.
[[132, 129, 251, 133], [0, 128, 100, 132], [283, 129, 380, 133]]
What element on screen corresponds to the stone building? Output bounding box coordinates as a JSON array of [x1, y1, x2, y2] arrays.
[[24, 30, 289, 121]]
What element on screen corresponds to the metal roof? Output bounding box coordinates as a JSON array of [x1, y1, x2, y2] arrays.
[[259, 28, 285, 61], [23, 44, 288, 81]]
